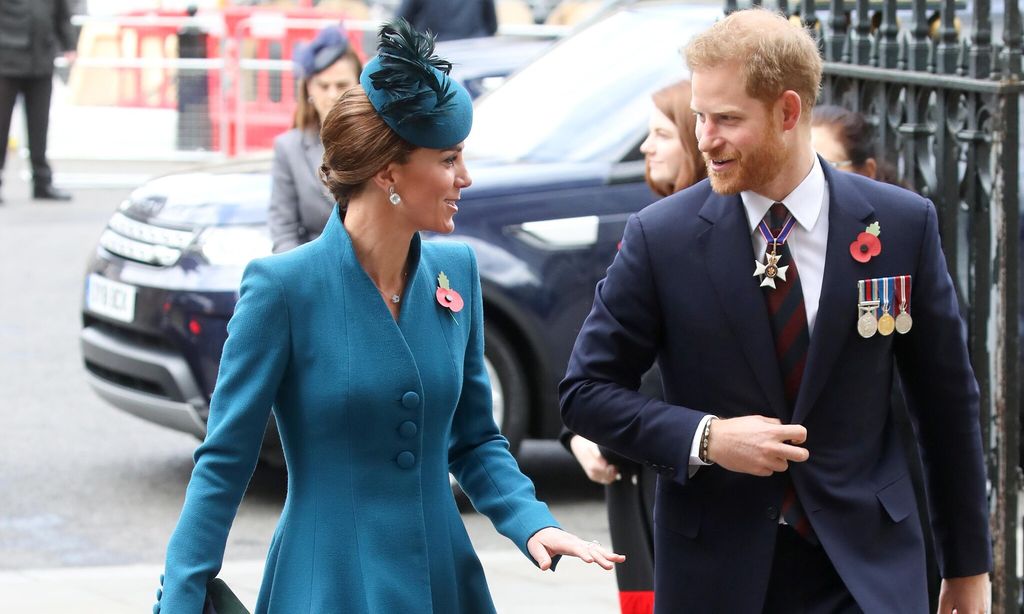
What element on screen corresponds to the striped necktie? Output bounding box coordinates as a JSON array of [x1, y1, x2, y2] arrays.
[[762, 202, 816, 543]]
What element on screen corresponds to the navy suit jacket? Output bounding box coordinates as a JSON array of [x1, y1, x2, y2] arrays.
[[560, 161, 991, 613]]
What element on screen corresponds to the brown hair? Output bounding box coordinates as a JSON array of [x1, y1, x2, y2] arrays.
[[293, 50, 363, 132], [645, 81, 706, 197], [684, 8, 822, 119], [319, 86, 416, 213], [812, 104, 904, 186]]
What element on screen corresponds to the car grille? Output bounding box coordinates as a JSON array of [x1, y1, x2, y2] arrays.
[[83, 316, 176, 351], [85, 361, 167, 397], [100, 212, 196, 266]]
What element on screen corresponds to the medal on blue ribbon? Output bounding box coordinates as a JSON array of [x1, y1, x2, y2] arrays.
[[877, 277, 896, 336], [753, 214, 798, 290]]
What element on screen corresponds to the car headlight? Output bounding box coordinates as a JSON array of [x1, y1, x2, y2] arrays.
[[198, 225, 273, 266]]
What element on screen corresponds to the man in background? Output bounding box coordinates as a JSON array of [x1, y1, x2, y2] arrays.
[[396, 0, 498, 41], [0, 0, 76, 203]]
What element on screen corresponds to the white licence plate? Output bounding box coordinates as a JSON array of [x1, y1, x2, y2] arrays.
[[86, 274, 137, 323]]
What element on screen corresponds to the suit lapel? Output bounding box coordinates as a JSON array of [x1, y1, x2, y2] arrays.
[[792, 164, 875, 424], [699, 191, 789, 420]]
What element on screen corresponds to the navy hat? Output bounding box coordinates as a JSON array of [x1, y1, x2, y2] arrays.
[[294, 25, 351, 79], [359, 19, 472, 150]]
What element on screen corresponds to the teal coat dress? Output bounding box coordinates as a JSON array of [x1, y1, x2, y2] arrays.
[[158, 209, 559, 613]]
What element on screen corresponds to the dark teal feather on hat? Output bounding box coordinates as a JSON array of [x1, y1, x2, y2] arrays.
[[359, 19, 473, 149]]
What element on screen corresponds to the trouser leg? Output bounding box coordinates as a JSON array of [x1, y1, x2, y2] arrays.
[[762, 524, 862, 614], [22, 75, 53, 187], [0, 75, 23, 188]]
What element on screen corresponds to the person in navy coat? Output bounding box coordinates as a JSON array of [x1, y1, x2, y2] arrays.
[[561, 9, 991, 614], [156, 20, 622, 614]]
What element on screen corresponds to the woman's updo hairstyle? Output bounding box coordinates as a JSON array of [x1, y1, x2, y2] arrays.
[[318, 86, 416, 214]]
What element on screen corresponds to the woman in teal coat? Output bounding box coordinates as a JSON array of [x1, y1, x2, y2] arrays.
[[155, 21, 622, 614]]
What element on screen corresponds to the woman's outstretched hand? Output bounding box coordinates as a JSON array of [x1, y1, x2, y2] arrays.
[[526, 527, 625, 571]]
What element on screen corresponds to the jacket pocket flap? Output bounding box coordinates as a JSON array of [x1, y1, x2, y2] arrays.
[[876, 474, 913, 523]]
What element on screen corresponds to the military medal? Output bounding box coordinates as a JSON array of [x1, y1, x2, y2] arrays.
[[857, 279, 879, 338], [877, 276, 896, 336], [895, 274, 913, 334], [753, 213, 797, 290]]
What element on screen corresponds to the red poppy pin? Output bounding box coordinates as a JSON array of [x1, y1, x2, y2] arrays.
[[436, 272, 464, 321], [850, 221, 881, 263]]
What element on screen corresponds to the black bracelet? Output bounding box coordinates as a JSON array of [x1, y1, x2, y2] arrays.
[[699, 417, 716, 464]]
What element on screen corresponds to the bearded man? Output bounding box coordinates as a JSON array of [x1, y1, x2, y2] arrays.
[[560, 8, 991, 613]]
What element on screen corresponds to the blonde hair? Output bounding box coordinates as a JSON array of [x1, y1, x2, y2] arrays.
[[319, 87, 415, 212], [646, 81, 706, 197], [684, 8, 822, 118]]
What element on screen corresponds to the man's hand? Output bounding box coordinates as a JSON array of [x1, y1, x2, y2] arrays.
[[937, 573, 989, 614], [706, 415, 809, 476], [569, 435, 620, 485]]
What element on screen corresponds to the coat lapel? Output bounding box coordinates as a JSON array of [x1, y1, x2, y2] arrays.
[[698, 191, 789, 420], [792, 163, 875, 424], [301, 129, 325, 187]]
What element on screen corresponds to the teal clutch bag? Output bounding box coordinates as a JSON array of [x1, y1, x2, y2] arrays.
[[203, 578, 250, 614]]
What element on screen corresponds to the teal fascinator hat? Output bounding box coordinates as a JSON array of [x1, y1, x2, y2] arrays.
[[359, 19, 473, 150]]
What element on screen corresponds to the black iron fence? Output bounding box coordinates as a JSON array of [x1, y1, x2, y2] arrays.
[[725, 0, 1022, 609]]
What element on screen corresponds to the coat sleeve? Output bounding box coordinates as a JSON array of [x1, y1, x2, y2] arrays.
[[482, 0, 498, 36], [54, 0, 76, 53], [268, 135, 303, 254], [893, 200, 992, 578], [560, 214, 705, 486], [157, 259, 291, 613], [447, 245, 560, 564]]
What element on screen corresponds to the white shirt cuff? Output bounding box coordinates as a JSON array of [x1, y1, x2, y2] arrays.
[[689, 414, 715, 467]]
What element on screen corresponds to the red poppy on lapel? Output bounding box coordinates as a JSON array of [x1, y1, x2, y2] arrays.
[[850, 221, 882, 263], [436, 271, 464, 313]]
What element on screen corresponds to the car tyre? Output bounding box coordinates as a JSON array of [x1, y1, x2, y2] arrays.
[[484, 323, 529, 457]]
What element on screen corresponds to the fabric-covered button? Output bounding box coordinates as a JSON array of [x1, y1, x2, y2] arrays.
[[401, 391, 420, 409], [766, 506, 779, 521], [397, 451, 416, 468], [398, 421, 418, 438]]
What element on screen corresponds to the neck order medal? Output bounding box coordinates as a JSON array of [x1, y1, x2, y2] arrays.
[[753, 213, 797, 290]]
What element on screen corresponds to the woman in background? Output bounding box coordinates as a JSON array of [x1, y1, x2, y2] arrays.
[[269, 25, 362, 253], [563, 80, 705, 614], [810, 104, 902, 184]]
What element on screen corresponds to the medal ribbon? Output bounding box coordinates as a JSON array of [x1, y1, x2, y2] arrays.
[[895, 275, 912, 311], [880, 277, 891, 315], [757, 214, 798, 249]]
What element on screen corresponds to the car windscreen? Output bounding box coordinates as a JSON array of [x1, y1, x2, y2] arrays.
[[465, 3, 723, 165]]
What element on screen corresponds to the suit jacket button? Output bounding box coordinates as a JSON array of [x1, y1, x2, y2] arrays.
[[398, 421, 418, 438], [397, 451, 416, 469], [401, 391, 420, 409], [766, 506, 779, 521]]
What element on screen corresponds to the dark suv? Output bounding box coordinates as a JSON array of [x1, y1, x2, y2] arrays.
[[80, 2, 723, 462]]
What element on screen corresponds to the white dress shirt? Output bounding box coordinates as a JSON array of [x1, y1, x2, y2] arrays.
[[689, 154, 829, 469]]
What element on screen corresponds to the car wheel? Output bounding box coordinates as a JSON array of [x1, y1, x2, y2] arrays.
[[483, 323, 529, 456]]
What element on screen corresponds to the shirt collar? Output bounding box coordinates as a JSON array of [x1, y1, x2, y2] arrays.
[[741, 154, 825, 235]]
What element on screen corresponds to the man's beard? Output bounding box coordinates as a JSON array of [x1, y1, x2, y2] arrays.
[[704, 123, 787, 195]]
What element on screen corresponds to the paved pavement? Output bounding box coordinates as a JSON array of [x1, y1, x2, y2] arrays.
[[0, 550, 619, 613]]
